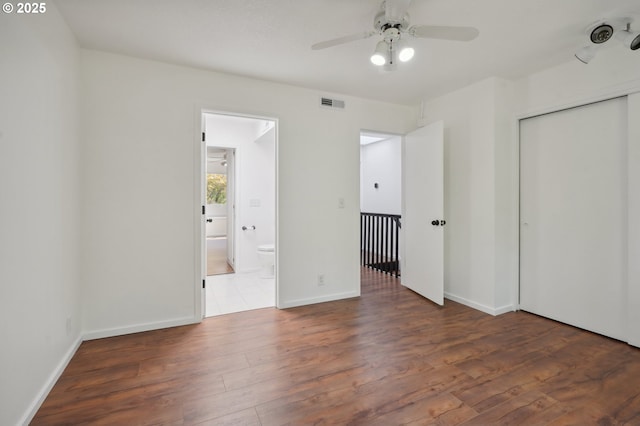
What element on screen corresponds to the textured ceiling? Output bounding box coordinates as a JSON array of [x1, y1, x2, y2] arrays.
[[54, 0, 640, 105]]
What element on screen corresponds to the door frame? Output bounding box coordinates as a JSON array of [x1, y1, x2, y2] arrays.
[[358, 128, 403, 290], [513, 83, 640, 317], [518, 96, 628, 340], [194, 106, 279, 320], [511, 84, 640, 347]]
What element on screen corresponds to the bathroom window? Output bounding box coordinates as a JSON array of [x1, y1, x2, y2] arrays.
[[207, 173, 227, 204]]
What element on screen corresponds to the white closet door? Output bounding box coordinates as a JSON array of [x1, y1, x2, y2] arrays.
[[520, 97, 627, 341]]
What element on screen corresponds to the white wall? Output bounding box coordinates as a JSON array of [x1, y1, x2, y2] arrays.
[[421, 77, 515, 315], [0, 7, 82, 426], [243, 126, 276, 269], [80, 49, 414, 335], [360, 136, 402, 215], [205, 114, 276, 272], [513, 44, 640, 114]]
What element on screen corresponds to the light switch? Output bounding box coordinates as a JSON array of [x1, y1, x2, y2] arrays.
[[250, 199, 261, 207]]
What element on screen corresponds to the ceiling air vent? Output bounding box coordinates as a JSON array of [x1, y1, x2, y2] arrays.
[[320, 97, 345, 110]]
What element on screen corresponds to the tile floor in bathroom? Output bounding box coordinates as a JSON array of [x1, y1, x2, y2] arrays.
[[205, 270, 275, 317]]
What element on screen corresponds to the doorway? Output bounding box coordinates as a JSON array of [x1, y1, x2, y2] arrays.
[[206, 147, 234, 275], [202, 112, 277, 317], [359, 130, 402, 277], [359, 124, 445, 306]]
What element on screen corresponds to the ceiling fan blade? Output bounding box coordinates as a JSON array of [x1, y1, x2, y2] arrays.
[[409, 25, 479, 41], [311, 31, 376, 50], [385, 0, 412, 24]]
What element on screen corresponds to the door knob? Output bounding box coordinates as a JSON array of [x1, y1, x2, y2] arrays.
[[431, 220, 440, 226], [206, 218, 213, 223], [441, 220, 446, 226]]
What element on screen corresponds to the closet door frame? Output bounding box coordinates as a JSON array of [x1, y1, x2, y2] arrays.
[[513, 85, 640, 347]]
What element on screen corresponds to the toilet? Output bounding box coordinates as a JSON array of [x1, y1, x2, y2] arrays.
[[257, 244, 275, 278]]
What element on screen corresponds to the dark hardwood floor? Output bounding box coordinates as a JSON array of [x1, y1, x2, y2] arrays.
[[33, 267, 640, 425]]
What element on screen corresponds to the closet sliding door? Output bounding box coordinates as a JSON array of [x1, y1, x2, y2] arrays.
[[520, 96, 627, 341]]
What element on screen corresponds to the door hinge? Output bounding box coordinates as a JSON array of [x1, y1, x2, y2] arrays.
[[202, 132, 205, 142], [202, 205, 205, 215], [202, 279, 206, 289]]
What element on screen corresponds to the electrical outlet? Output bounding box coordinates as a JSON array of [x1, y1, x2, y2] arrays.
[[338, 198, 345, 209], [317, 274, 325, 286]]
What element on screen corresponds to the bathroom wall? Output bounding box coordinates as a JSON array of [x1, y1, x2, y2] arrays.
[[205, 114, 276, 272], [360, 136, 402, 215]]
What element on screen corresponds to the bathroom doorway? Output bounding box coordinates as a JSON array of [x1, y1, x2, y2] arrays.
[[202, 112, 277, 317]]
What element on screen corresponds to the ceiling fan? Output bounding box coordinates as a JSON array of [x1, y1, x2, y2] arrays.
[[311, 0, 479, 69]]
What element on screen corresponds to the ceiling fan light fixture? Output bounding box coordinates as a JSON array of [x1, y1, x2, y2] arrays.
[[590, 24, 614, 44], [371, 40, 388, 66], [396, 39, 415, 62], [311, 0, 479, 70], [616, 24, 640, 51]]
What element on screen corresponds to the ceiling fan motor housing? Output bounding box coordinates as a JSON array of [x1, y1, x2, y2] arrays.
[[374, 10, 409, 33]]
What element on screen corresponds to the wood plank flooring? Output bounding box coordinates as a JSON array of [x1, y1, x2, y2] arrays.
[[32, 267, 640, 425]]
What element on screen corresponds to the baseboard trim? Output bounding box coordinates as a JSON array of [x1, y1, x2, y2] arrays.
[[21, 316, 201, 423], [278, 290, 360, 309], [445, 292, 515, 316], [21, 335, 83, 425], [83, 316, 199, 341]]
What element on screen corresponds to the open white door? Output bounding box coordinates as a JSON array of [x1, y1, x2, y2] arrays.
[[401, 121, 444, 305], [226, 148, 236, 269]]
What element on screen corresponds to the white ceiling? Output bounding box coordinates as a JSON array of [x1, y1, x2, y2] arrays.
[[54, 0, 640, 106]]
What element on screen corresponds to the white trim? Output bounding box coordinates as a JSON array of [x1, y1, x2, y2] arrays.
[[20, 335, 82, 426], [22, 315, 199, 423], [279, 291, 360, 309], [194, 105, 205, 320], [83, 316, 198, 341], [445, 292, 515, 316], [515, 78, 640, 120], [510, 111, 521, 312]]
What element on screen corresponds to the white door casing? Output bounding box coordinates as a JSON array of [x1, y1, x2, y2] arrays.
[[401, 121, 445, 305]]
